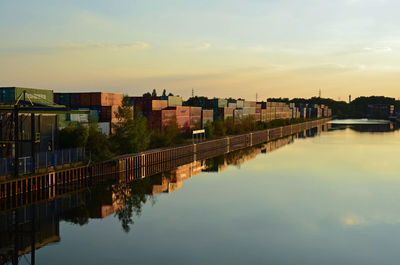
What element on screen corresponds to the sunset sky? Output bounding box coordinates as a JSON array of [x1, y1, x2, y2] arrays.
[[1, 0, 400, 100]]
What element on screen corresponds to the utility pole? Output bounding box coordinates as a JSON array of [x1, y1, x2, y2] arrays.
[[192, 88, 194, 98], [318, 89, 322, 98]]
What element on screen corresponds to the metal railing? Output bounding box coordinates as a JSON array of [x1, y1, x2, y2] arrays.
[[0, 147, 86, 176]]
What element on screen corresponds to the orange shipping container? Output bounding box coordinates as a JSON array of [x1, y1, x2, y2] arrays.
[[90, 92, 124, 106], [152, 100, 168, 110]]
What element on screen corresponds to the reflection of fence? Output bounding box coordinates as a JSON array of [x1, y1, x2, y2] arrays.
[[0, 147, 86, 176]]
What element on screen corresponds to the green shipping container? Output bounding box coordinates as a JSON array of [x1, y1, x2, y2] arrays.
[[59, 93, 70, 106], [0, 87, 54, 105], [212, 98, 227, 108]]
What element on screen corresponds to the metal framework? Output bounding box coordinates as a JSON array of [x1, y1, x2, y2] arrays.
[[0, 90, 89, 178]]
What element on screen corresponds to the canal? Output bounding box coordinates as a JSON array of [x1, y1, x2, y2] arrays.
[[2, 121, 400, 265]]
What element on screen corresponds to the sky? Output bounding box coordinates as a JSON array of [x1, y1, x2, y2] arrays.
[[1, 0, 400, 100]]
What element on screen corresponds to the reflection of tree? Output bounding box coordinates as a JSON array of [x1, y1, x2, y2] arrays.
[[350, 124, 397, 133], [61, 205, 90, 225], [112, 172, 173, 233]]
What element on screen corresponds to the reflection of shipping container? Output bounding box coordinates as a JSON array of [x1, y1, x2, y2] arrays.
[[0, 87, 54, 105]]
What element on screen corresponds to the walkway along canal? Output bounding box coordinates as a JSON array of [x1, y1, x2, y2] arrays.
[[0, 118, 330, 199]]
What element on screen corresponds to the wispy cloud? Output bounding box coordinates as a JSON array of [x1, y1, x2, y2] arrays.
[[0, 41, 150, 54], [363, 46, 392, 53], [194, 42, 212, 50], [57, 41, 150, 51]]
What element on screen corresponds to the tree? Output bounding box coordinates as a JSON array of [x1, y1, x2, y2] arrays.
[[59, 124, 88, 148], [142, 92, 151, 97], [204, 121, 214, 139], [111, 96, 151, 154], [150, 117, 182, 148], [151, 89, 157, 97], [162, 89, 167, 97], [86, 117, 114, 162], [168, 92, 174, 96]]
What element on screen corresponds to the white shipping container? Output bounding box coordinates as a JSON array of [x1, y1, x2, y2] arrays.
[[98, 122, 111, 135], [70, 113, 89, 122]]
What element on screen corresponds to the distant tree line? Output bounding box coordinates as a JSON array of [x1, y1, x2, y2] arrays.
[[142, 89, 174, 97], [267, 96, 399, 118]]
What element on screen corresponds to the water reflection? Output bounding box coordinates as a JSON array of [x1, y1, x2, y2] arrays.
[[329, 119, 398, 133], [0, 122, 350, 264]]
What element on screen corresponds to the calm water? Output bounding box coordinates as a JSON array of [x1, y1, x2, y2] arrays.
[[2, 121, 400, 265]]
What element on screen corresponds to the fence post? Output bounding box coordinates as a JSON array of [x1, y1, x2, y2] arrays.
[[4, 158, 7, 175], [24, 157, 27, 174], [69, 149, 71, 163], [46, 152, 48, 168], [53, 153, 57, 170], [30, 156, 34, 174]]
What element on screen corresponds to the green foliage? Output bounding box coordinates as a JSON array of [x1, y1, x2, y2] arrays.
[[162, 89, 167, 97], [204, 121, 214, 139], [213, 119, 227, 137], [150, 118, 184, 148], [111, 96, 151, 155], [86, 119, 114, 162], [151, 89, 157, 97], [142, 92, 151, 97], [59, 124, 88, 148]]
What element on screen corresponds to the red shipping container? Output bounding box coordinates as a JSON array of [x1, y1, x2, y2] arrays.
[[176, 116, 190, 132], [175, 106, 190, 117], [70, 93, 81, 107], [202, 109, 213, 118], [80, 93, 92, 106], [190, 116, 201, 129], [190, 106, 202, 117]]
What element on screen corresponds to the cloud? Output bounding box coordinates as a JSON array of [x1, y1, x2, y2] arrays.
[[363, 46, 392, 53], [57, 41, 150, 51], [194, 43, 211, 50]]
